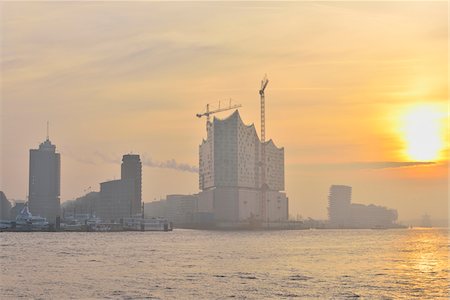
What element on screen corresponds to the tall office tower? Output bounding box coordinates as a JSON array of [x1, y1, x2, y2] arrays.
[[121, 154, 142, 216], [328, 185, 352, 227], [29, 137, 61, 223], [198, 110, 288, 222]]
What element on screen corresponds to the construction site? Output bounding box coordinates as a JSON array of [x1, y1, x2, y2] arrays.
[[146, 76, 300, 230]]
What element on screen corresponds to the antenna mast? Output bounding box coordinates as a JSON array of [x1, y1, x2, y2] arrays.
[[46, 121, 49, 140]]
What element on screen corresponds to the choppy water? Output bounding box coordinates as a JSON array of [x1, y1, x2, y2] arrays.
[[1, 228, 448, 299]]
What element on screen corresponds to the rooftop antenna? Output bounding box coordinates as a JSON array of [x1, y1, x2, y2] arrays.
[[46, 121, 49, 141]]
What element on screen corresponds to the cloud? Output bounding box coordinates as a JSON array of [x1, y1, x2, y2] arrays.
[[344, 162, 436, 169], [294, 161, 436, 171]]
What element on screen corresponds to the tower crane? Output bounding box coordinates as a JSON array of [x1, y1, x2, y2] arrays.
[[259, 75, 269, 223], [196, 99, 242, 131]]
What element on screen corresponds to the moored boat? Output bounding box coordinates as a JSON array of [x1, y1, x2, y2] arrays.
[[14, 203, 49, 231]]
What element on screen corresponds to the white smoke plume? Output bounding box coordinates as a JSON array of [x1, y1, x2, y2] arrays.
[[64, 150, 199, 173], [141, 156, 199, 173]]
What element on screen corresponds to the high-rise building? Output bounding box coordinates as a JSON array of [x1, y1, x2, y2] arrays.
[[121, 154, 142, 216], [198, 110, 288, 223], [98, 179, 135, 222], [29, 137, 61, 223], [328, 185, 352, 227], [95, 154, 142, 221]]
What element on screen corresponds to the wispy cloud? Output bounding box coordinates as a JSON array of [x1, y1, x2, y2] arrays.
[[295, 161, 436, 171]]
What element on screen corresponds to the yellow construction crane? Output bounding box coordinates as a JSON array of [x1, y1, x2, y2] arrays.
[[259, 75, 269, 223], [196, 99, 242, 130]]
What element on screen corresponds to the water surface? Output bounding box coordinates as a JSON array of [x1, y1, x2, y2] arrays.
[[1, 228, 448, 299]]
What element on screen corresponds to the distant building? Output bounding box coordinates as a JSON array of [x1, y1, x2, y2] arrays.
[[144, 200, 166, 218], [145, 194, 205, 226], [350, 203, 398, 228], [327, 185, 398, 228], [0, 191, 12, 220], [198, 110, 288, 223], [165, 194, 198, 225], [121, 154, 142, 216], [328, 185, 352, 227], [28, 137, 61, 223], [98, 179, 135, 222], [62, 191, 100, 219]]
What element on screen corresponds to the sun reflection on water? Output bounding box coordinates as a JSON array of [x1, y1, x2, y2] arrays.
[[392, 228, 449, 298]]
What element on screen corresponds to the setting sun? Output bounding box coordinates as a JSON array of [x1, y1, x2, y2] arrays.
[[400, 104, 447, 161]]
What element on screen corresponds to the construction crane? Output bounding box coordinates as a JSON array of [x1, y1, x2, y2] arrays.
[[259, 75, 269, 223], [196, 99, 242, 131], [259, 75, 269, 143]]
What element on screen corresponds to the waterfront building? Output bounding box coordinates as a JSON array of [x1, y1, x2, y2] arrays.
[[98, 179, 135, 222], [328, 185, 352, 227], [121, 154, 142, 216], [165, 194, 198, 225], [62, 191, 100, 219], [327, 184, 399, 228], [0, 191, 12, 220], [198, 110, 288, 223], [144, 199, 166, 218], [28, 137, 61, 223], [350, 203, 398, 228], [145, 194, 198, 226]]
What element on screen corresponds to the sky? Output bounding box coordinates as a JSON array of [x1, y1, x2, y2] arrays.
[[1, 1, 448, 222]]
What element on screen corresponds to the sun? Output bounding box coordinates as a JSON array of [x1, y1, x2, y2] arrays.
[[400, 104, 447, 161]]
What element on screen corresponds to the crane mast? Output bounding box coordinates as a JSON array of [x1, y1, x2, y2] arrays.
[[259, 75, 269, 223]]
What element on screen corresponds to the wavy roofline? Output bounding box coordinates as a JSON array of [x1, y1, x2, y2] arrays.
[[212, 110, 283, 150], [264, 139, 284, 151]]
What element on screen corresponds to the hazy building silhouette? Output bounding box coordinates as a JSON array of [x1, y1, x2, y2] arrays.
[[98, 179, 135, 222], [121, 154, 142, 216], [328, 185, 352, 227], [89, 154, 142, 222], [198, 110, 288, 223], [144, 199, 166, 218], [28, 137, 61, 223], [0, 191, 12, 220], [328, 184, 398, 228], [62, 191, 100, 219], [350, 203, 398, 228], [145, 194, 198, 226]]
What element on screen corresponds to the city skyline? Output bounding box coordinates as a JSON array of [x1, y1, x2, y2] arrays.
[[1, 1, 448, 222]]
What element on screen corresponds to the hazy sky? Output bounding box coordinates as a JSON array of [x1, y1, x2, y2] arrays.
[[1, 1, 448, 221]]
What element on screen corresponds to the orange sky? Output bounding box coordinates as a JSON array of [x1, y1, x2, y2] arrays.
[[1, 1, 448, 222]]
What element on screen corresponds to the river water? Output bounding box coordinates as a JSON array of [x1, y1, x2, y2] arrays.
[[0, 228, 448, 299]]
